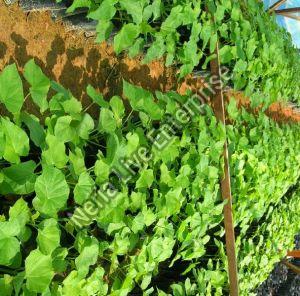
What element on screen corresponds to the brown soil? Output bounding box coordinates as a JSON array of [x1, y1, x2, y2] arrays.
[[0, 2, 182, 117], [225, 90, 300, 124], [0, 2, 298, 124]]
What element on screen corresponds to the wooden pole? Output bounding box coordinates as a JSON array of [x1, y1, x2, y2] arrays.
[[275, 7, 300, 14], [268, 0, 287, 13], [282, 259, 300, 275], [287, 250, 300, 258], [276, 12, 300, 22], [210, 43, 239, 296]]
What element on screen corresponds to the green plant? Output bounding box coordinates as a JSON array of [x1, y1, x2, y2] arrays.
[[0, 59, 299, 294], [237, 185, 300, 295], [61, 0, 300, 104], [227, 98, 300, 231], [0, 61, 229, 295], [227, 98, 300, 295]]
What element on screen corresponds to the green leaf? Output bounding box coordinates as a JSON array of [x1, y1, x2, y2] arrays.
[[21, 112, 45, 148], [215, 4, 225, 22], [49, 93, 64, 113], [69, 147, 86, 177], [61, 96, 82, 115], [18, 226, 32, 243], [1, 118, 29, 163], [75, 240, 99, 279], [24, 59, 50, 112], [0, 161, 37, 195], [131, 213, 145, 233], [42, 134, 68, 169], [208, 165, 219, 180], [9, 198, 31, 230], [0, 64, 24, 114], [12, 272, 24, 296], [219, 45, 234, 64], [120, 0, 146, 24], [74, 172, 95, 205], [202, 54, 217, 70], [88, 0, 117, 21], [123, 80, 147, 110], [106, 133, 120, 164], [126, 132, 139, 156], [233, 73, 246, 90], [227, 98, 239, 120], [246, 38, 256, 59], [86, 85, 109, 108], [0, 219, 21, 238], [0, 274, 13, 296], [110, 96, 125, 123], [165, 34, 176, 67], [136, 169, 154, 189], [161, 5, 183, 32], [123, 80, 163, 120], [33, 166, 70, 217], [99, 108, 117, 134], [148, 236, 175, 262], [165, 187, 182, 217], [85, 267, 108, 295], [94, 158, 110, 184], [160, 163, 173, 186], [143, 207, 156, 226], [52, 247, 68, 273], [37, 218, 61, 255], [54, 116, 77, 143], [25, 249, 54, 293], [0, 127, 4, 159], [151, 0, 162, 20], [200, 21, 212, 50], [234, 59, 248, 73], [96, 20, 113, 43], [142, 34, 166, 64], [66, 0, 91, 13], [78, 113, 94, 140], [3, 161, 36, 185], [128, 38, 145, 58], [114, 24, 140, 54], [231, 3, 240, 21], [0, 236, 20, 266]]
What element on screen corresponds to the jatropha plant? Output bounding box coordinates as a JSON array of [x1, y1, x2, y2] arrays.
[[0, 57, 299, 295]]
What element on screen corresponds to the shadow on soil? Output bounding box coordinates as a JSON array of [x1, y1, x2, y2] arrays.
[[2, 30, 173, 119]]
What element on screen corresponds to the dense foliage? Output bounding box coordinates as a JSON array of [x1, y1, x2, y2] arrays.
[[227, 98, 300, 230], [238, 185, 300, 295], [227, 98, 300, 295], [0, 61, 300, 295], [61, 0, 300, 104], [0, 61, 228, 295]]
